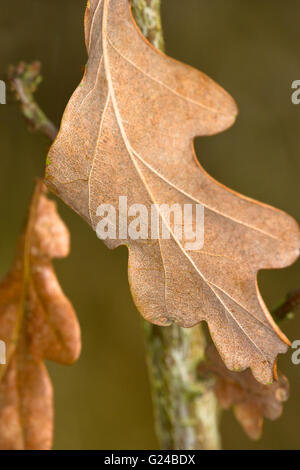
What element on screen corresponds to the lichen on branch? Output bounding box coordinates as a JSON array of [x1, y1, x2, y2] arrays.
[[131, 0, 165, 50]]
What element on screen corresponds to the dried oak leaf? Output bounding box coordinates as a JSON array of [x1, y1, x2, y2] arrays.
[[0, 181, 81, 450], [45, 0, 300, 384], [199, 345, 289, 440]]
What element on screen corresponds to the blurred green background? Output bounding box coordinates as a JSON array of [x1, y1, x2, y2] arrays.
[[1, 0, 300, 450]]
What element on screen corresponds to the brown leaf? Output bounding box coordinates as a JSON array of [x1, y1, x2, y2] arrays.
[[0, 181, 81, 450], [45, 0, 300, 383], [199, 345, 289, 440]]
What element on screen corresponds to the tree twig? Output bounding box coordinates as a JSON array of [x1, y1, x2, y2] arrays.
[[273, 288, 300, 322], [8, 62, 58, 141], [132, 0, 221, 450]]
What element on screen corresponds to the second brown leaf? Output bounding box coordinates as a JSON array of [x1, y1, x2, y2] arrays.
[[0, 181, 81, 450]]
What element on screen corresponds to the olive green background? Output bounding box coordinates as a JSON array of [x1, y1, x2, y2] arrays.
[[1, 0, 300, 450]]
